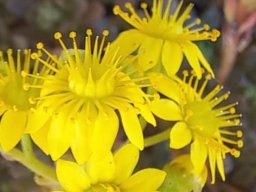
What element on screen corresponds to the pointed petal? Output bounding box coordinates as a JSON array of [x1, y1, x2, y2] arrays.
[[170, 122, 192, 149], [48, 112, 73, 160], [195, 45, 214, 77], [86, 151, 115, 184], [136, 104, 156, 127], [138, 37, 163, 72], [191, 138, 207, 174], [120, 168, 166, 192], [111, 29, 145, 56], [183, 42, 202, 78], [56, 159, 91, 191], [119, 108, 144, 150], [162, 41, 183, 76], [0, 110, 27, 151], [92, 108, 119, 153], [208, 147, 216, 184], [112, 144, 139, 184], [30, 120, 50, 155], [149, 73, 180, 103], [150, 99, 182, 121], [216, 151, 225, 181]]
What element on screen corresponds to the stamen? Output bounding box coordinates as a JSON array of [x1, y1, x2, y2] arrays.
[[31, 53, 59, 73]]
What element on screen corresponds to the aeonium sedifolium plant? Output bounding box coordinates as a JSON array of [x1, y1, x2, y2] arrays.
[[0, 0, 242, 191]]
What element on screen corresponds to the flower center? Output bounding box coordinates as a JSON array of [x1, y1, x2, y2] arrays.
[[185, 100, 218, 137], [0, 75, 34, 110], [68, 68, 115, 99]]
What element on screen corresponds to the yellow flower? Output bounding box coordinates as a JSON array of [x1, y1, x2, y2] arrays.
[[29, 30, 156, 163], [0, 49, 45, 151], [112, 0, 220, 78], [150, 71, 243, 183], [55, 144, 166, 192]]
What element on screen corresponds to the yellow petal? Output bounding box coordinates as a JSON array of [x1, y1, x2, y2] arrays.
[[195, 45, 214, 77], [216, 151, 225, 181], [26, 106, 49, 133], [119, 108, 144, 150], [208, 147, 216, 184], [86, 151, 115, 184], [71, 120, 93, 164], [150, 99, 182, 121], [112, 144, 139, 184], [149, 73, 180, 103], [0, 110, 27, 151], [162, 41, 183, 76], [138, 37, 163, 72], [110, 29, 145, 56], [30, 120, 50, 155], [92, 108, 118, 153], [170, 122, 192, 149], [48, 112, 73, 160], [136, 104, 156, 127], [120, 168, 166, 192], [56, 159, 91, 191], [191, 138, 207, 174], [183, 42, 202, 79]]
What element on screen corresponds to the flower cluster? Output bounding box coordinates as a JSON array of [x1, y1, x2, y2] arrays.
[[0, 0, 242, 191]]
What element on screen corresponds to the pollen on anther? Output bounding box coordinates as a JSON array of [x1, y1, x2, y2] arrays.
[[23, 83, 30, 91], [69, 31, 77, 38], [86, 29, 93, 36], [31, 53, 39, 60], [237, 130, 243, 138], [54, 32, 62, 39], [113, 5, 121, 15], [36, 42, 44, 49], [102, 30, 109, 36]]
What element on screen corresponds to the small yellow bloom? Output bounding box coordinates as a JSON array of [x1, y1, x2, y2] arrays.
[[55, 144, 166, 192], [112, 0, 220, 78], [150, 72, 243, 183], [29, 30, 156, 163], [0, 49, 45, 151]]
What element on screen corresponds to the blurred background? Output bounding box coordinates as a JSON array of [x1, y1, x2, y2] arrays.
[[0, 0, 256, 191]]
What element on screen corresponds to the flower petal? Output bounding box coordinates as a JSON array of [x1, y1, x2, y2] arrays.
[[71, 119, 93, 164], [149, 73, 180, 103], [183, 42, 202, 79], [138, 37, 163, 72], [25, 106, 50, 133], [86, 151, 115, 184], [208, 147, 216, 184], [111, 29, 145, 56], [170, 122, 192, 149], [56, 159, 90, 191], [216, 151, 225, 181], [120, 168, 166, 192], [30, 120, 50, 155], [162, 41, 183, 76], [48, 112, 73, 160], [0, 110, 27, 151], [136, 104, 156, 127], [119, 108, 144, 150], [191, 138, 207, 174], [112, 144, 139, 184], [150, 99, 182, 121], [92, 107, 119, 154]]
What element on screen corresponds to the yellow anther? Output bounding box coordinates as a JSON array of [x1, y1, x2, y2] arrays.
[[203, 24, 210, 31], [237, 130, 243, 138], [229, 107, 236, 114], [113, 5, 121, 15], [183, 70, 189, 76], [237, 140, 243, 148], [86, 29, 93, 36], [7, 48, 13, 55], [21, 70, 27, 77], [29, 97, 36, 104], [23, 83, 30, 91], [69, 31, 77, 38], [140, 2, 148, 9], [195, 18, 201, 25], [102, 30, 109, 36], [36, 42, 44, 49], [125, 2, 133, 9], [31, 53, 39, 60], [54, 32, 62, 39]]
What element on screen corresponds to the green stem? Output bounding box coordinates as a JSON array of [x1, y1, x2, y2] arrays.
[[21, 134, 35, 159], [144, 128, 170, 147], [5, 148, 57, 181]]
